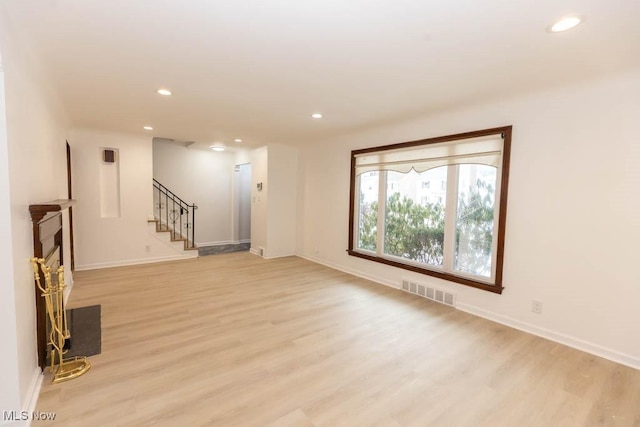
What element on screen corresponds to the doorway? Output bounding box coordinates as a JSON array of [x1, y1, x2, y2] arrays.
[[236, 163, 251, 245], [66, 141, 75, 270]]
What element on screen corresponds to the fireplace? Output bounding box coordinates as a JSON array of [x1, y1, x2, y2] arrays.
[[29, 199, 75, 370]]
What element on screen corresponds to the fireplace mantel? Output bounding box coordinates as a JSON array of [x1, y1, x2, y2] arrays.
[[29, 198, 76, 370], [29, 199, 76, 222]]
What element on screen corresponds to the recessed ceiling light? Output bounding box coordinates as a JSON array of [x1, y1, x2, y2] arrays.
[[210, 145, 226, 152], [234, 139, 243, 143], [311, 113, 323, 119], [143, 126, 153, 130], [157, 88, 172, 96], [548, 16, 582, 33]]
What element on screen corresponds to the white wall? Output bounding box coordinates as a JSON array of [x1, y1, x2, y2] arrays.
[[0, 51, 22, 420], [234, 149, 252, 166], [236, 163, 252, 242], [267, 144, 298, 258], [233, 148, 253, 245], [250, 147, 268, 254], [152, 140, 239, 245], [298, 70, 640, 368], [0, 11, 71, 419], [71, 129, 187, 270], [250, 144, 298, 258]]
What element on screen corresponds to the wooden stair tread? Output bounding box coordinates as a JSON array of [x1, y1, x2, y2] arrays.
[[149, 218, 198, 253]]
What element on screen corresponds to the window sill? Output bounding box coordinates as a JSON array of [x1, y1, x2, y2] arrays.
[[347, 249, 504, 294]]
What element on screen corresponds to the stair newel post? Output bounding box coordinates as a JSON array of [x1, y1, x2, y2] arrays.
[[159, 185, 162, 219], [191, 206, 195, 249], [171, 195, 176, 240]]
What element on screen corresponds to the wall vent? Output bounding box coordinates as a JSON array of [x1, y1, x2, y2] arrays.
[[400, 278, 456, 308], [259, 247, 265, 257]]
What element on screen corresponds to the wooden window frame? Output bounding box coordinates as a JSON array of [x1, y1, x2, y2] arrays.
[[347, 126, 512, 294]]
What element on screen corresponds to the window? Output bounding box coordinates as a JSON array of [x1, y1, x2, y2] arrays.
[[348, 126, 512, 293]]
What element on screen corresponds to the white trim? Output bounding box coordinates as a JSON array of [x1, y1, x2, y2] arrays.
[[298, 255, 399, 290], [263, 252, 296, 260], [75, 254, 196, 271], [456, 302, 640, 371], [375, 171, 386, 252], [442, 164, 457, 272], [63, 276, 74, 305], [0, 369, 43, 426], [299, 255, 640, 371], [24, 368, 44, 427], [198, 240, 234, 247], [197, 239, 250, 247]]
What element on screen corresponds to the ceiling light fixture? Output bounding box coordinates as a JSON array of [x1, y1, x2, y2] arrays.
[[210, 144, 226, 152], [548, 16, 582, 33], [157, 88, 172, 96], [234, 139, 243, 143], [143, 126, 153, 130], [311, 113, 323, 119]]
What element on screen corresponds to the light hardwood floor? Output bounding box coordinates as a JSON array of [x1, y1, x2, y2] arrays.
[[35, 253, 640, 426]]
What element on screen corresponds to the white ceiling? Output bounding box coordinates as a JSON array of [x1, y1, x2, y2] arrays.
[[2, 0, 639, 148]]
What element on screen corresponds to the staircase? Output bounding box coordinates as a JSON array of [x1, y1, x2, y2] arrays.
[[151, 179, 198, 253], [147, 218, 198, 252]]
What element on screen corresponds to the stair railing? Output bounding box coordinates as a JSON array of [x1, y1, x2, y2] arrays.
[[152, 179, 197, 248]]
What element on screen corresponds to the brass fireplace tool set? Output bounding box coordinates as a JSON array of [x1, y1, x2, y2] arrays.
[[30, 258, 91, 383]]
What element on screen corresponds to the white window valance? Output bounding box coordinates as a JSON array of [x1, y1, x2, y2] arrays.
[[354, 133, 504, 175]]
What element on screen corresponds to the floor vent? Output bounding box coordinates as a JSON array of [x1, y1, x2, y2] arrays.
[[400, 278, 456, 307]]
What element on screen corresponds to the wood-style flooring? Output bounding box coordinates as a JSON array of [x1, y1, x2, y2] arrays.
[[35, 253, 640, 426]]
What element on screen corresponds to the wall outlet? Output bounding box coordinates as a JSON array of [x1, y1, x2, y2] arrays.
[[532, 300, 543, 314], [314, 246, 319, 255], [145, 245, 151, 253]]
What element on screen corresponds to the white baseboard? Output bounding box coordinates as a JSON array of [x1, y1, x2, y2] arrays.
[[299, 254, 640, 371], [456, 302, 640, 370], [0, 369, 47, 426], [198, 240, 250, 247], [297, 254, 400, 290], [75, 254, 196, 271], [198, 240, 234, 247], [24, 368, 43, 427], [264, 252, 296, 260], [63, 277, 73, 305]]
